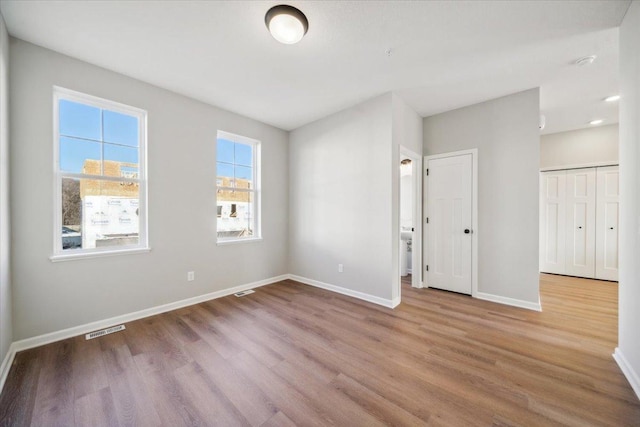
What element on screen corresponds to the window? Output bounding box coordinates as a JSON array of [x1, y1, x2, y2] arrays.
[[52, 87, 148, 259], [216, 130, 260, 242]]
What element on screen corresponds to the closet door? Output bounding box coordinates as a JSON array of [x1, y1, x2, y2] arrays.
[[596, 166, 619, 281], [540, 171, 566, 274], [565, 168, 596, 278]]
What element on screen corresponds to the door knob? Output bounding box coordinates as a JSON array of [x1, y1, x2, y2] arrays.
[[464, 229, 471, 234], [578, 226, 582, 229], [610, 227, 615, 230]]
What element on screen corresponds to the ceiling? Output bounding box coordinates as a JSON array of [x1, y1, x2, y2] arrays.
[[0, 1, 630, 133]]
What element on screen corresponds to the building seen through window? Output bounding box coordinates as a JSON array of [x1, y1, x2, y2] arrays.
[[216, 131, 260, 241], [55, 87, 147, 255]]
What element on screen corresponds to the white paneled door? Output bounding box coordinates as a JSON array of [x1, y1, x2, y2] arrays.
[[565, 168, 596, 278], [425, 153, 473, 295], [596, 166, 619, 281], [539, 171, 567, 275]]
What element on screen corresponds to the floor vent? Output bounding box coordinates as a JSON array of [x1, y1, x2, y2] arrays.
[[234, 289, 255, 297], [85, 324, 126, 340]]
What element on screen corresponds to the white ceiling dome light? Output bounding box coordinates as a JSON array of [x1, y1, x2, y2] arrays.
[[265, 5, 309, 45]]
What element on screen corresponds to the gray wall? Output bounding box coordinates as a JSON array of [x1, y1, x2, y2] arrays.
[[540, 124, 618, 169], [10, 39, 289, 340], [423, 89, 540, 305], [0, 14, 12, 363], [618, 0, 640, 397], [392, 94, 423, 156], [289, 94, 395, 301]]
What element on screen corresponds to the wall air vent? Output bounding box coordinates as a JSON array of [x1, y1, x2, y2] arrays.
[[85, 324, 126, 340], [234, 290, 255, 297]]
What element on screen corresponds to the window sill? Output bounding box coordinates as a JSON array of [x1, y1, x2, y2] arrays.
[[50, 247, 151, 262], [216, 237, 263, 246]]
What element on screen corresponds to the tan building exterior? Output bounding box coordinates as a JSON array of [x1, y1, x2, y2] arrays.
[[80, 159, 139, 198], [216, 176, 251, 202]]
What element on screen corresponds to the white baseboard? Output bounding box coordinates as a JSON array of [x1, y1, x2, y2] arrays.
[[9, 274, 288, 355], [391, 296, 401, 308], [614, 347, 640, 400], [288, 274, 396, 309], [475, 292, 542, 312]]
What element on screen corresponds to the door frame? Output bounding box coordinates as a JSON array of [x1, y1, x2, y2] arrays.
[[399, 147, 423, 291], [424, 149, 478, 297]]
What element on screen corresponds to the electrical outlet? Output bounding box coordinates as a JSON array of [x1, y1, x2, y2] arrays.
[[187, 271, 195, 281], [338, 264, 344, 273]]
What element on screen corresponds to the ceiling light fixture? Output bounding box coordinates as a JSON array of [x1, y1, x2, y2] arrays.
[[604, 95, 621, 102], [589, 119, 604, 125], [265, 5, 309, 44], [575, 55, 597, 66]]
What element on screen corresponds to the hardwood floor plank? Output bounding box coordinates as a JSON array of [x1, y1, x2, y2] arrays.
[[74, 387, 120, 427], [184, 339, 277, 427], [229, 350, 335, 427], [0, 273, 638, 426], [102, 344, 137, 378], [125, 317, 193, 372], [259, 411, 296, 427], [29, 341, 74, 427], [0, 349, 41, 426], [185, 305, 283, 368], [107, 367, 162, 427], [272, 360, 386, 427], [140, 365, 205, 427], [172, 361, 251, 427], [71, 335, 110, 399], [330, 372, 427, 426]]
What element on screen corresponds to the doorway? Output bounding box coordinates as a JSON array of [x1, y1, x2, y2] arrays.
[[424, 149, 478, 295], [399, 147, 422, 297]]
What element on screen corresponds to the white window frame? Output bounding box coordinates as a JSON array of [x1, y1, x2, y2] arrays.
[[51, 86, 149, 261], [216, 130, 261, 244]]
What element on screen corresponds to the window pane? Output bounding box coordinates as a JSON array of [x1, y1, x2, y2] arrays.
[[73, 179, 140, 250], [61, 177, 83, 250], [217, 191, 254, 239], [104, 144, 139, 178], [103, 110, 139, 147], [235, 165, 252, 183], [235, 143, 253, 167], [59, 99, 101, 140], [60, 136, 102, 174], [217, 139, 234, 163], [216, 162, 233, 179]]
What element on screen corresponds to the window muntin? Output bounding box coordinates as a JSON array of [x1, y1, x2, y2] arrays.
[[53, 87, 148, 258], [216, 131, 260, 242]]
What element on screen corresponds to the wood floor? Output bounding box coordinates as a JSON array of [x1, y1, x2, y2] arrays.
[[1, 273, 639, 426]]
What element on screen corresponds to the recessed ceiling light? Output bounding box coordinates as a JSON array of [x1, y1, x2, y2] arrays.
[[589, 119, 604, 125], [575, 55, 597, 66], [265, 5, 309, 45], [604, 95, 621, 102]]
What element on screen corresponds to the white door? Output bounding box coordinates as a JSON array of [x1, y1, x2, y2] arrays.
[[425, 153, 473, 294], [565, 168, 596, 278], [539, 171, 567, 274], [596, 166, 619, 281]]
